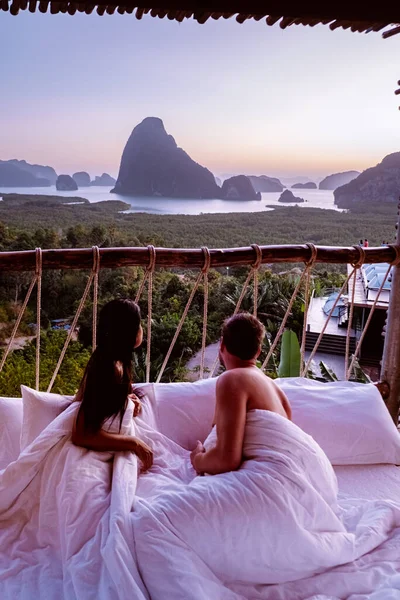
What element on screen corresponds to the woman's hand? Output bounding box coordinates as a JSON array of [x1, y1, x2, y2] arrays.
[[190, 441, 205, 475], [129, 393, 142, 417], [133, 438, 153, 471]]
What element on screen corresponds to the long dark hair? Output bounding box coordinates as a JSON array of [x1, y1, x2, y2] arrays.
[[76, 299, 142, 433]]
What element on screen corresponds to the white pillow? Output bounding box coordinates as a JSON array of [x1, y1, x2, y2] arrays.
[[20, 384, 157, 451], [148, 376, 400, 464], [21, 386, 73, 450], [276, 377, 400, 465], [134, 383, 158, 430], [150, 378, 218, 450], [0, 396, 23, 470]]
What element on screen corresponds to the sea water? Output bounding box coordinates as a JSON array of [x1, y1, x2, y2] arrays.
[[0, 186, 338, 215]]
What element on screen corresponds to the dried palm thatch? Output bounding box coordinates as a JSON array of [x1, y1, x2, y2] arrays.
[[1, 0, 400, 38]]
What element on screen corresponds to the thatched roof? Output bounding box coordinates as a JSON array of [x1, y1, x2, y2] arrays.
[[1, 1, 400, 36]]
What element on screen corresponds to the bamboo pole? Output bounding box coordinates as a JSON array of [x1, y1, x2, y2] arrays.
[[0, 245, 398, 272], [380, 203, 400, 423]]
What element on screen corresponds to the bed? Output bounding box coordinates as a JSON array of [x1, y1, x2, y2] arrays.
[[0, 379, 400, 600]]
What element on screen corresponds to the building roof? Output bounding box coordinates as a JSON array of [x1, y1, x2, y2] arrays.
[[363, 264, 392, 292], [347, 263, 392, 309], [1, 1, 400, 37], [323, 292, 346, 317]]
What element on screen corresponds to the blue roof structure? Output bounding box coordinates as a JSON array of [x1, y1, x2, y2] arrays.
[[363, 264, 392, 292], [323, 292, 346, 317]]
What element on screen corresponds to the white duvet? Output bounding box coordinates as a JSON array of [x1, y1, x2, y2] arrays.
[[1, 397, 400, 600]]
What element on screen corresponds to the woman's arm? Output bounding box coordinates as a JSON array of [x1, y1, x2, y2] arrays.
[[191, 373, 247, 475], [72, 411, 153, 470]]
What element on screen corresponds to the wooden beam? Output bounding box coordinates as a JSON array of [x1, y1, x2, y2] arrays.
[[0, 244, 397, 272], [380, 204, 400, 423]]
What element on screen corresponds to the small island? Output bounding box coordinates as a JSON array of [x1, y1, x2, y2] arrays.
[[248, 175, 283, 193], [91, 173, 116, 186], [56, 175, 78, 191], [221, 175, 261, 201], [278, 190, 305, 204], [292, 182, 316, 189], [73, 172, 91, 187]]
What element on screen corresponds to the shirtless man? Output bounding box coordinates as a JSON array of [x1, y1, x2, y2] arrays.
[[191, 313, 291, 475]]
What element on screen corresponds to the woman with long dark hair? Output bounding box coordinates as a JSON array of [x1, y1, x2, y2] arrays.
[[72, 298, 153, 471]]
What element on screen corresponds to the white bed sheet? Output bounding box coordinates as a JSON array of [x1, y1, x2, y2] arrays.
[[335, 464, 400, 501]]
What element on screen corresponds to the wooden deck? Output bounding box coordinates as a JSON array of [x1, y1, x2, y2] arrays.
[[306, 296, 354, 337]]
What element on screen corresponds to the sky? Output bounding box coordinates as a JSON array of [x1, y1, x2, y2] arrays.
[[0, 12, 399, 180]]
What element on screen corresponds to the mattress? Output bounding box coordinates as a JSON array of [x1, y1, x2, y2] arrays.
[[335, 464, 400, 501]]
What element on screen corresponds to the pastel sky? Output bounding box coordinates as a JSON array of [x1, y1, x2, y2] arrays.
[[0, 12, 399, 179]]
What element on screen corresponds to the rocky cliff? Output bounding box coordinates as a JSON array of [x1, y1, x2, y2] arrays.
[[248, 175, 283, 193], [278, 190, 305, 203], [292, 182, 316, 189], [0, 163, 50, 187], [92, 173, 116, 186], [73, 172, 91, 187], [112, 117, 220, 199], [334, 153, 400, 209], [3, 159, 57, 185], [319, 171, 360, 190], [56, 175, 78, 191], [221, 175, 261, 201]]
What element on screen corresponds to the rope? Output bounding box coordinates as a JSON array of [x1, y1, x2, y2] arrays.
[[389, 243, 400, 266], [134, 244, 157, 306], [251, 244, 262, 317], [156, 247, 210, 383], [303, 266, 358, 376], [344, 246, 366, 380], [300, 244, 317, 375], [0, 249, 42, 375], [208, 244, 263, 378], [199, 248, 211, 379], [261, 259, 313, 373], [145, 245, 156, 383], [35, 248, 42, 390], [92, 246, 100, 351], [347, 261, 393, 379], [47, 246, 99, 393]]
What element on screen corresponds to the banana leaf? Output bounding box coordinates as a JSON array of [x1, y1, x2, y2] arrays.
[[278, 329, 301, 378]]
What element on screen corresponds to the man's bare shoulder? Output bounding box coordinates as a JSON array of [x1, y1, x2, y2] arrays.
[[217, 367, 254, 385], [217, 368, 270, 392]]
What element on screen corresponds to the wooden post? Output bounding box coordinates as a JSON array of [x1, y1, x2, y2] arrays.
[[381, 201, 400, 423]]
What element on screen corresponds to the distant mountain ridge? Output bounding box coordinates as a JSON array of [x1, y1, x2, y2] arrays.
[[112, 117, 220, 199], [319, 171, 360, 190], [334, 152, 400, 208], [0, 162, 51, 187], [3, 159, 58, 185]]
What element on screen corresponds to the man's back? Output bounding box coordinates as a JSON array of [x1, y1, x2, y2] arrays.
[[216, 367, 291, 421]]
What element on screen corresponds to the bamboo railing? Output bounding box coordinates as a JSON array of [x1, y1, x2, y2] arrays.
[[1, 242, 400, 421], [0, 244, 398, 272]]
